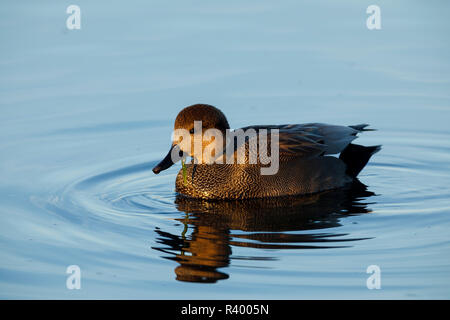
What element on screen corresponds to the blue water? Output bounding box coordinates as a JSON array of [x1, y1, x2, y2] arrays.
[[1, 0, 450, 299]]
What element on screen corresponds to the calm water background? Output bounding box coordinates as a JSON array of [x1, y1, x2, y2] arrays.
[[1, 0, 450, 299]]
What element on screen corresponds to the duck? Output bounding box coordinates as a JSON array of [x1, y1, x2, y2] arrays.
[[152, 104, 380, 200]]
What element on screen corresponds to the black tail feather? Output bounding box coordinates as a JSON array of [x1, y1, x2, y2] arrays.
[[348, 124, 377, 132], [339, 144, 381, 178]]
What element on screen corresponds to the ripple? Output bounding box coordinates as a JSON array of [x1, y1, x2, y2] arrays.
[[36, 129, 450, 284]]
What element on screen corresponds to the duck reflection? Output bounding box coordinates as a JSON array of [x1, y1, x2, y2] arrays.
[[152, 181, 375, 283]]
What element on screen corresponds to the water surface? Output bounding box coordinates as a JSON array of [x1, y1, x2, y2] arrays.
[[1, 0, 450, 299]]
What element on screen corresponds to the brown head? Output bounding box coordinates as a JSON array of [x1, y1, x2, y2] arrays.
[[152, 104, 230, 174], [174, 104, 230, 134]]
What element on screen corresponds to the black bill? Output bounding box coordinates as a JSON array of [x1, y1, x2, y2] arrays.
[[152, 144, 183, 174]]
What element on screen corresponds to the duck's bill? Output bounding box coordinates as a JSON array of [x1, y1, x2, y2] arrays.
[[152, 144, 182, 174]]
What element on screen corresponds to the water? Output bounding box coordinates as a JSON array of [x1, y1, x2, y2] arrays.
[[1, 0, 450, 299]]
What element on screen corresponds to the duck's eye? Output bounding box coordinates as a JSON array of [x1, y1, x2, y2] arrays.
[[189, 128, 195, 134]]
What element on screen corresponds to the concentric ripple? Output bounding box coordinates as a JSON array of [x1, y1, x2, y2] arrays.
[[37, 129, 450, 286]]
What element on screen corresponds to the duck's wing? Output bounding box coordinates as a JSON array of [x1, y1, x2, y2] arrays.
[[235, 123, 371, 159]]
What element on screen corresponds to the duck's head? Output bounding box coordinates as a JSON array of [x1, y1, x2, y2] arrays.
[[152, 104, 230, 174]]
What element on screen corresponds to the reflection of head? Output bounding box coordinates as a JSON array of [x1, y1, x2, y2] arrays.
[[155, 225, 230, 283], [176, 225, 230, 283]]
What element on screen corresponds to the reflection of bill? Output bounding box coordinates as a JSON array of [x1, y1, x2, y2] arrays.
[[152, 181, 375, 283]]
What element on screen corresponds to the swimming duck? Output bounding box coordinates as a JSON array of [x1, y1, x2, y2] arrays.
[[152, 104, 380, 200]]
